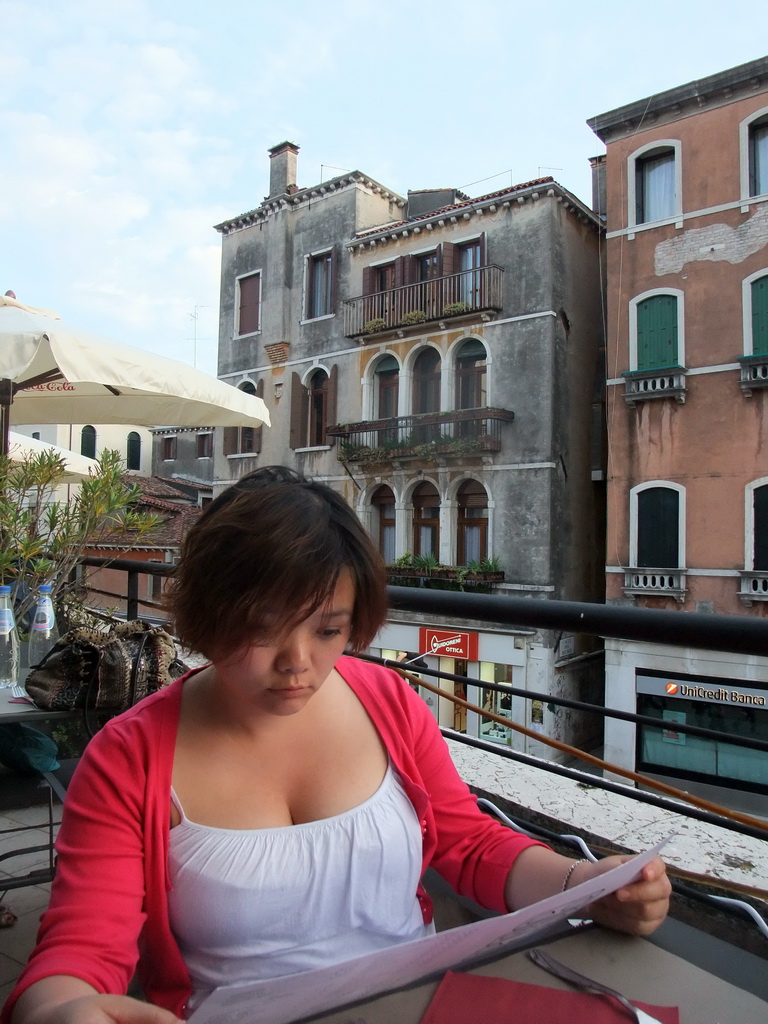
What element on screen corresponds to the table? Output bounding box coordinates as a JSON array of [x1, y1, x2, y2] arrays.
[[0, 687, 76, 724], [302, 924, 768, 1024]]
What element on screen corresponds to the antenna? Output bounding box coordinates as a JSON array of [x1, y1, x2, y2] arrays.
[[538, 166, 562, 177], [188, 305, 209, 368]]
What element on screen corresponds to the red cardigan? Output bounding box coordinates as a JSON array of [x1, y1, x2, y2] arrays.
[[3, 657, 543, 1020]]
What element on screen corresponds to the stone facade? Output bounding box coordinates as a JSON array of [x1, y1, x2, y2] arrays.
[[212, 144, 606, 761]]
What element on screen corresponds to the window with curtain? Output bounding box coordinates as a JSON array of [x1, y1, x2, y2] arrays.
[[412, 482, 440, 558], [636, 487, 680, 569], [372, 485, 396, 564], [306, 251, 333, 319], [749, 117, 768, 197], [458, 240, 482, 307], [636, 295, 679, 369], [635, 148, 676, 223], [126, 431, 141, 471], [80, 425, 96, 459], [457, 480, 488, 564], [751, 274, 768, 355]]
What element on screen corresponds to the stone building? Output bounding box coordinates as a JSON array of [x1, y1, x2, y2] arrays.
[[588, 56, 768, 811], [212, 142, 606, 761]]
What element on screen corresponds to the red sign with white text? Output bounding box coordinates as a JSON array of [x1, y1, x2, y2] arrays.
[[419, 628, 478, 661]]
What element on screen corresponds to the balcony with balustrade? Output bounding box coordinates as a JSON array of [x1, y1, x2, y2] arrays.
[[326, 407, 514, 469], [343, 265, 504, 339]]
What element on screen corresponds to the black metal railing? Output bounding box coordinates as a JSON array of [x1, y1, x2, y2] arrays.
[[343, 265, 503, 337], [327, 408, 514, 465]]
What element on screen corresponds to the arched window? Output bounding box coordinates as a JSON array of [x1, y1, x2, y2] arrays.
[[375, 355, 399, 419], [412, 482, 440, 558], [636, 487, 680, 568], [372, 485, 396, 563], [457, 480, 488, 565], [309, 369, 329, 447], [223, 380, 263, 456], [753, 484, 768, 570], [749, 114, 768, 198], [634, 146, 676, 223], [455, 339, 487, 410], [80, 425, 96, 459], [126, 431, 141, 471], [412, 348, 441, 415], [636, 294, 679, 369]]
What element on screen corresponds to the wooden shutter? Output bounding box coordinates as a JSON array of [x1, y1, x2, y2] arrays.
[[289, 372, 308, 449], [752, 276, 768, 355], [754, 485, 768, 570], [637, 487, 679, 568], [636, 295, 678, 370], [329, 244, 340, 314], [238, 274, 261, 334], [362, 265, 376, 295], [441, 243, 457, 278], [222, 427, 238, 455], [325, 365, 338, 445]]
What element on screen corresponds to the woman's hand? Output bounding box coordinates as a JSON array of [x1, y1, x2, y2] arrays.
[[504, 847, 671, 937], [577, 854, 671, 936], [12, 984, 183, 1024]]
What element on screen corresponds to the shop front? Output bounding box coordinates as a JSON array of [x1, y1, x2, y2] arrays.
[[374, 620, 533, 750], [636, 669, 767, 795]]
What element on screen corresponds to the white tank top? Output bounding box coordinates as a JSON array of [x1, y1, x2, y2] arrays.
[[168, 763, 434, 1010]]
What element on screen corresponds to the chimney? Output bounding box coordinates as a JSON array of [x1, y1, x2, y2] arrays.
[[268, 141, 299, 199], [589, 154, 606, 221]]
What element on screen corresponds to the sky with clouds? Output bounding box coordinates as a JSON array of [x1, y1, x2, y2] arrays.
[[2, 0, 766, 376]]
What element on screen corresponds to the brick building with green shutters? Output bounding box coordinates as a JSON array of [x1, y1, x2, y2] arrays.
[[588, 56, 768, 813]]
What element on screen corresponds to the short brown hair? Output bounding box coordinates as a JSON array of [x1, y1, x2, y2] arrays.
[[167, 466, 388, 659]]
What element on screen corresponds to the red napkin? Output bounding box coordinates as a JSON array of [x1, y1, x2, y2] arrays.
[[419, 970, 679, 1024]]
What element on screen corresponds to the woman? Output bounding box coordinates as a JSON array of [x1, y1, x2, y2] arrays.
[[5, 467, 670, 1024]]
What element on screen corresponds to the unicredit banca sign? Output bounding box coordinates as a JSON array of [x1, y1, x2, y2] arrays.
[[637, 672, 766, 707]]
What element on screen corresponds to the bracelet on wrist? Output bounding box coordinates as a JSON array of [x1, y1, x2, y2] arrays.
[[561, 859, 582, 892]]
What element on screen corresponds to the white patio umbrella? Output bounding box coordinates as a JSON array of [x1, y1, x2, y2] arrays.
[[8, 431, 99, 482], [0, 297, 270, 454]]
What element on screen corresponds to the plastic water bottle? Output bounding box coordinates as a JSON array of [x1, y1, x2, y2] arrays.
[[28, 584, 59, 669], [0, 584, 20, 688]]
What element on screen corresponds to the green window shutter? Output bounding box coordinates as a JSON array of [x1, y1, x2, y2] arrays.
[[636, 295, 678, 370], [751, 276, 768, 356], [637, 487, 679, 569], [754, 485, 768, 570]]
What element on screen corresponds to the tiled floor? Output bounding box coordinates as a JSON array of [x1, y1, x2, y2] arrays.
[[0, 784, 57, 1008]]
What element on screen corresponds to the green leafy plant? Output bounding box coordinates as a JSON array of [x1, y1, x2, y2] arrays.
[[362, 318, 387, 335], [0, 448, 162, 630], [393, 553, 415, 568], [400, 310, 427, 326], [412, 552, 440, 573], [442, 302, 471, 317]]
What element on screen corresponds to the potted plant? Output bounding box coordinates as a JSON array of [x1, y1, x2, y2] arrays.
[[400, 310, 427, 326], [362, 317, 387, 335], [442, 302, 471, 317]]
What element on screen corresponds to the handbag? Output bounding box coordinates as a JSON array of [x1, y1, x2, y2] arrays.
[[25, 620, 188, 734]]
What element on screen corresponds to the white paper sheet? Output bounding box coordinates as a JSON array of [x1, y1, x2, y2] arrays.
[[189, 838, 669, 1024]]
